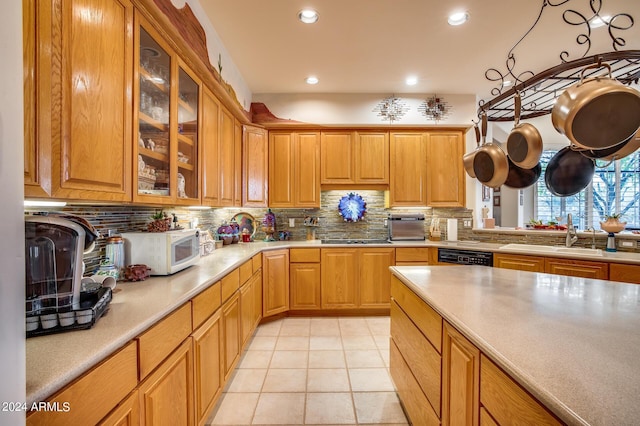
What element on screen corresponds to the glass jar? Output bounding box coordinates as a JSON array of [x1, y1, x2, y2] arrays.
[[104, 236, 125, 279]]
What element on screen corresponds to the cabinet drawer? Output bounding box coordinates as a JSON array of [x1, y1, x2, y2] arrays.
[[192, 281, 221, 329], [391, 300, 441, 416], [252, 253, 262, 273], [480, 354, 562, 425], [138, 303, 192, 380], [239, 260, 253, 286], [494, 253, 545, 272], [290, 248, 321, 263], [390, 275, 442, 352], [389, 340, 440, 426], [544, 258, 608, 279], [28, 342, 138, 426], [221, 268, 240, 302], [395, 247, 431, 262], [609, 263, 640, 284]]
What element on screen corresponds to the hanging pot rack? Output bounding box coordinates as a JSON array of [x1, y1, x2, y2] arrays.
[[477, 0, 638, 122], [479, 50, 640, 122]]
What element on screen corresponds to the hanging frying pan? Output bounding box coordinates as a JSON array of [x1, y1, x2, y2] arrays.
[[503, 157, 542, 189], [473, 113, 509, 188], [506, 92, 542, 169], [544, 146, 595, 197], [552, 63, 640, 150], [463, 121, 481, 178], [598, 128, 640, 162]]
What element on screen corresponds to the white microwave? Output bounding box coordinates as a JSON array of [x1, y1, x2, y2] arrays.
[[121, 229, 200, 275]]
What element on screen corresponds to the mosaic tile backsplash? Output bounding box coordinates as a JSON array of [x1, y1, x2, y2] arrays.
[[25, 190, 638, 275]]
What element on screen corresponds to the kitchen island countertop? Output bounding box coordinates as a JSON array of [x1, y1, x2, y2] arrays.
[[391, 265, 640, 426]]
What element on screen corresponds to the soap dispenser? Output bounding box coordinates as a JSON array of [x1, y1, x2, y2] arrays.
[[606, 232, 617, 252]]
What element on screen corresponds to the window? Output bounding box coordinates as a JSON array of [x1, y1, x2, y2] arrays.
[[535, 150, 640, 230]]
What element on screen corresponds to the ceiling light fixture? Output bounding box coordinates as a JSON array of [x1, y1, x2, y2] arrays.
[[589, 15, 610, 28], [298, 9, 319, 24], [406, 76, 418, 86], [448, 11, 469, 26], [503, 80, 513, 87], [306, 76, 319, 85]]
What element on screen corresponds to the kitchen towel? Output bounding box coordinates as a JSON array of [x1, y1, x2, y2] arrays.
[[447, 219, 458, 241]]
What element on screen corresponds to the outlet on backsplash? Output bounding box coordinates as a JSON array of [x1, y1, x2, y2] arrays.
[[463, 219, 472, 228]]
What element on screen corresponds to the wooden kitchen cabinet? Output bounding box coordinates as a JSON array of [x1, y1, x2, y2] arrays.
[[27, 342, 138, 426], [426, 131, 465, 207], [395, 247, 432, 266], [218, 106, 236, 206], [192, 310, 222, 426], [544, 258, 608, 279], [98, 390, 139, 426], [242, 125, 268, 206], [201, 87, 220, 206], [320, 131, 389, 186], [138, 338, 195, 426], [494, 253, 545, 272], [609, 263, 640, 284], [480, 354, 561, 426], [234, 119, 243, 206], [389, 132, 428, 206], [442, 321, 480, 426], [251, 263, 263, 328], [290, 249, 322, 310], [269, 131, 320, 207], [262, 249, 290, 316], [240, 276, 254, 346], [25, 0, 133, 201], [222, 292, 241, 380], [321, 248, 359, 308], [359, 248, 395, 308]]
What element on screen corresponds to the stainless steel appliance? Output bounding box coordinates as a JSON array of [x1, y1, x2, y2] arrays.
[[437, 248, 493, 266], [388, 213, 425, 241]]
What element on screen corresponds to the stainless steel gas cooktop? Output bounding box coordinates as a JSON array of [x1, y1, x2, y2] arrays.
[[321, 239, 391, 244]]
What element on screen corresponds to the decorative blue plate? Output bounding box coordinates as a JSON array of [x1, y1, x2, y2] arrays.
[[231, 212, 256, 238], [338, 193, 367, 222]]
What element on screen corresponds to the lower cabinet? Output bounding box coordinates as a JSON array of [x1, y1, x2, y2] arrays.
[[263, 249, 290, 316], [138, 338, 194, 426], [359, 248, 395, 307], [544, 258, 608, 279], [609, 262, 640, 284], [240, 279, 254, 346], [98, 390, 139, 426], [442, 321, 480, 426], [493, 253, 545, 272], [222, 292, 241, 381], [290, 248, 322, 310], [192, 311, 222, 426]]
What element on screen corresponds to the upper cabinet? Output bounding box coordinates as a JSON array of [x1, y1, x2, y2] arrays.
[[320, 131, 389, 186], [242, 125, 268, 207], [426, 131, 465, 207], [134, 18, 201, 205], [201, 87, 220, 206], [269, 131, 320, 208], [389, 132, 428, 206], [25, 0, 134, 201]]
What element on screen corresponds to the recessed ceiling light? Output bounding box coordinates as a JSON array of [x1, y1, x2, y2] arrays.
[[406, 76, 418, 86], [590, 15, 610, 28], [306, 76, 319, 85], [298, 9, 319, 24], [448, 11, 469, 26]]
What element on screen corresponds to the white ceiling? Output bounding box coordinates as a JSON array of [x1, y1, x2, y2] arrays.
[[200, 0, 640, 103]]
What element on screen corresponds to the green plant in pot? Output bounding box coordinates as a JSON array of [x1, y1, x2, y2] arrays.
[[600, 213, 626, 233], [147, 210, 171, 232]]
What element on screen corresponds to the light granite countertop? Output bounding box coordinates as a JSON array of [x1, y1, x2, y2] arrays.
[[26, 238, 640, 406], [391, 265, 640, 426]]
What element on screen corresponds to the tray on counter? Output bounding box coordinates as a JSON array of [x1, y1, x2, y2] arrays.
[[26, 287, 112, 338]]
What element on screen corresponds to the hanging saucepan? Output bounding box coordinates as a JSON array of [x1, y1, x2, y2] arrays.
[[503, 157, 542, 189], [463, 121, 481, 178], [473, 111, 509, 188], [552, 62, 640, 150], [598, 128, 640, 162], [544, 146, 595, 197], [506, 92, 542, 169]]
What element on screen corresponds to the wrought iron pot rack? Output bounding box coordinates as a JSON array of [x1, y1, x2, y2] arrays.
[[479, 50, 640, 122]]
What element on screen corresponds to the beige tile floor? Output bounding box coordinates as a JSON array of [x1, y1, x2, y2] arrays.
[[207, 316, 409, 426]]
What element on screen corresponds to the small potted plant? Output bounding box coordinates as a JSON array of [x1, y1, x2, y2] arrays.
[[600, 213, 626, 233], [147, 210, 171, 232], [216, 222, 234, 245]]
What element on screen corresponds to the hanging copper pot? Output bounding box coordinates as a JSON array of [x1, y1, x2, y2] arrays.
[[544, 146, 595, 197], [506, 92, 543, 169], [463, 118, 482, 178], [598, 128, 640, 162], [503, 158, 541, 189], [552, 63, 640, 150], [473, 112, 509, 188]]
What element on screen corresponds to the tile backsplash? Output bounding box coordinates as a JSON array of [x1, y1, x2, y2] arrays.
[[25, 190, 473, 274]]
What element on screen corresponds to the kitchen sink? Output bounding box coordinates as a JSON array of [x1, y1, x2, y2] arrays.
[[500, 243, 603, 257]]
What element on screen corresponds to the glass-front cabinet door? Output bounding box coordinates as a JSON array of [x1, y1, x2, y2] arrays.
[[134, 17, 201, 204], [176, 65, 199, 202]]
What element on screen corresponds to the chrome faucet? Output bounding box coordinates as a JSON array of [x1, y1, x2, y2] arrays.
[[586, 226, 596, 249], [566, 213, 578, 247]]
